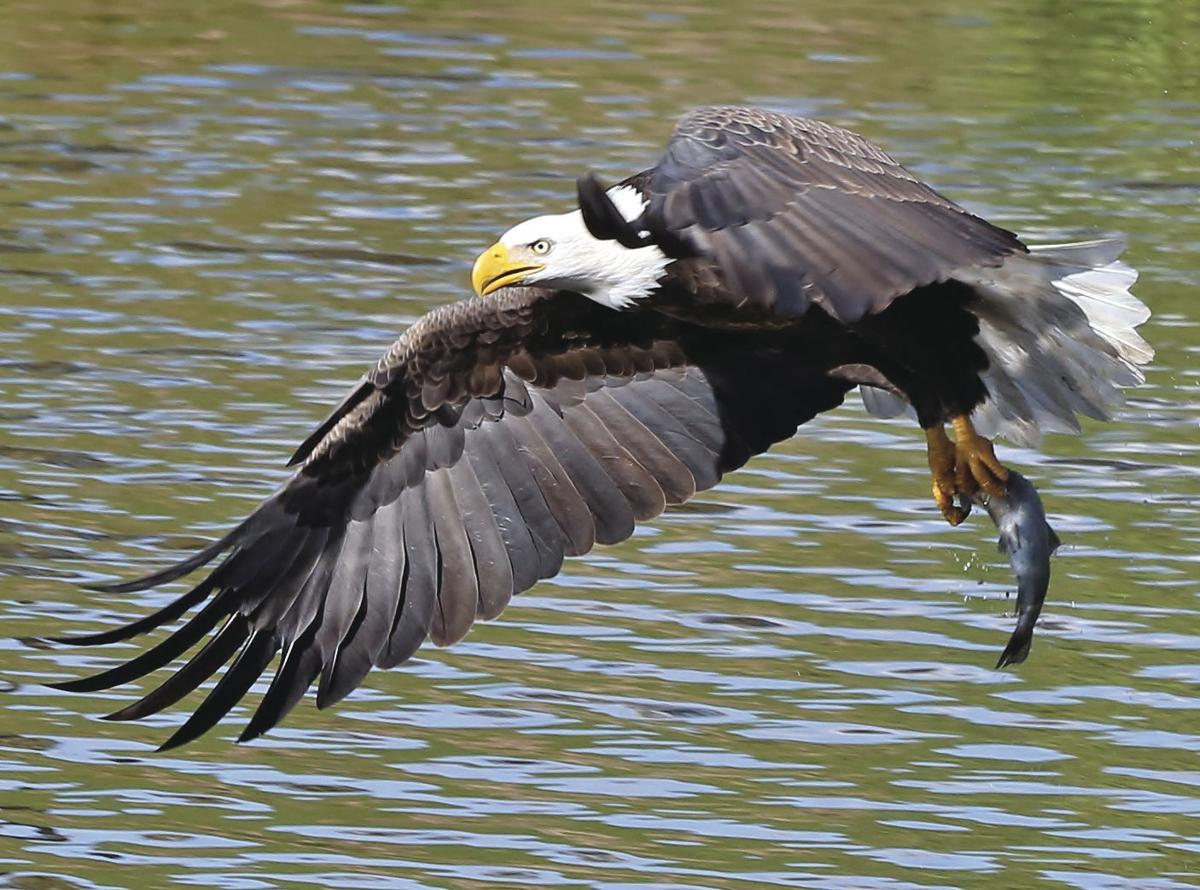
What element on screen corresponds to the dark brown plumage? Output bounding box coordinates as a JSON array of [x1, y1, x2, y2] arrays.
[[51, 287, 865, 749], [49, 106, 1150, 747], [581, 106, 1025, 322]]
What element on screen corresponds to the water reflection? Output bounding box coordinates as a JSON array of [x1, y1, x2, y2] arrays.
[[2, 0, 1199, 887]]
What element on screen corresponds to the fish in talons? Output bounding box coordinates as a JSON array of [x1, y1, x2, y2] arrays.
[[970, 470, 1061, 668]]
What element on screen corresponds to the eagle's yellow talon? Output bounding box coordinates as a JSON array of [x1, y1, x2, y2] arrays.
[[952, 415, 1008, 500], [932, 481, 970, 525], [925, 418, 1008, 524], [926, 426, 970, 525]]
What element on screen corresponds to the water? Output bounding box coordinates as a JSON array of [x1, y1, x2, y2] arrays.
[[1, 1, 1198, 887]]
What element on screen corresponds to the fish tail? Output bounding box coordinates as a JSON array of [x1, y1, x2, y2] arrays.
[[996, 617, 1035, 668]]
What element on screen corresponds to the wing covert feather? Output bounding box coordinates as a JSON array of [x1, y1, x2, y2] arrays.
[[643, 106, 1026, 321], [49, 289, 852, 746]]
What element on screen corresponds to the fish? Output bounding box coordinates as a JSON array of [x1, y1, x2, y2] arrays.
[[970, 470, 1062, 668]]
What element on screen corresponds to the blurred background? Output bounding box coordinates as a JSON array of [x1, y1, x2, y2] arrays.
[[1, 1, 1199, 887]]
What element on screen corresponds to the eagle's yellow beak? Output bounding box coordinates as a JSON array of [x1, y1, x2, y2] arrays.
[[471, 243, 544, 297]]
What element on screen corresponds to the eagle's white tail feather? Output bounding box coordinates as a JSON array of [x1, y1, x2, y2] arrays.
[[1029, 240, 1152, 364], [858, 238, 1152, 447]]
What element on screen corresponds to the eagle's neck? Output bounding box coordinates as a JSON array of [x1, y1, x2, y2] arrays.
[[575, 233, 671, 310]]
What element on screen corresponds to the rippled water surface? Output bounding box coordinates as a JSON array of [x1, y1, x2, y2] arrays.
[[2, 1, 1199, 887]]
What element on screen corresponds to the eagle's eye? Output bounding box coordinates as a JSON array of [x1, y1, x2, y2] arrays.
[[530, 239, 553, 256]]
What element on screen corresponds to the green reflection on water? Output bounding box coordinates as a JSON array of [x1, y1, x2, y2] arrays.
[[1, 0, 1198, 888]]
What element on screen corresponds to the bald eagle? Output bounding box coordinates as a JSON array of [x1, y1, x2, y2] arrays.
[[50, 106, 1151, 750]]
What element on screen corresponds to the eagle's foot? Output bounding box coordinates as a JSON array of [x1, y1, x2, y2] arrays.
[[926, 426, 969, 526], [951, 415, 1009, 500]]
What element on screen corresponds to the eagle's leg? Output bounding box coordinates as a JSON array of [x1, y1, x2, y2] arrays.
[[926, 425, 970, 525], [925, 418, 1010, 524], [950, 415, 1009, 500]]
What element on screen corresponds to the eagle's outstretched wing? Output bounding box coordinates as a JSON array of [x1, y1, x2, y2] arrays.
[[622, 105, 1026, 321], [51, 286, 851, 749]]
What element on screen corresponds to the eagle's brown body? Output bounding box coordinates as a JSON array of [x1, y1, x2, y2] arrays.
[[50, 107, 1151, 748]]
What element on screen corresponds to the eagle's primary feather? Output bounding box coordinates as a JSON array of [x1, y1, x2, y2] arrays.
[[49, 106, 1151, 747]]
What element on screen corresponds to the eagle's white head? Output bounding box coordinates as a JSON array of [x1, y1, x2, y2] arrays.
[[471, 186, 670, 310]]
